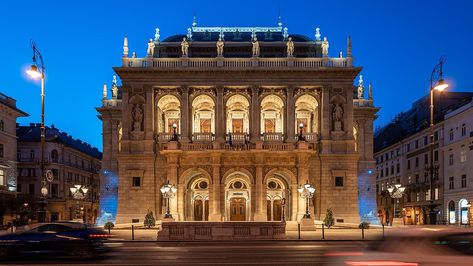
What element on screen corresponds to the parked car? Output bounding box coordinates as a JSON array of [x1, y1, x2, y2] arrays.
[[0, 222, 110, 260], [327, 227, 473, 266]]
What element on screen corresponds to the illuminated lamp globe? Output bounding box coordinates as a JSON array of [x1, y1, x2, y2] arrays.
[[434, 79, 448, 91], [26, 65, 42, 79]]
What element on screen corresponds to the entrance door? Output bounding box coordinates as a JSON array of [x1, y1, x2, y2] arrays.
[[230, 198, 246, 221], [273, 199, 282, 221], [194, 200, 203, 221]]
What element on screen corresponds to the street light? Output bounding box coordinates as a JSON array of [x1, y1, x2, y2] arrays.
[[26, 40, 48, 223], [160, 182, 177, 219], [298, 180, 315, 219], [170, 123, 179, 141], [427, 56, 449, 225], [386, 183, 406, 226], [297, 123, 305, 141]]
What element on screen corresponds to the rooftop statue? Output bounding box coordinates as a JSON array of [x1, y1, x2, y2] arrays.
[[252, 37, 260, 57], [132, 52, 137, 58], [181, 37, 190, 57], [111, 75, 118, 100], [216, 37, 224, 57], [286, 37, 294, 57], [322, 37, 329, 57], [315, 28, 321, 41], [357, 75, 365, 100], [154, 28, 160, 42], [147, 39, 155, 57]]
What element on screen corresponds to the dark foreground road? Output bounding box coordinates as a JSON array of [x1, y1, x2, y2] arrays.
[[1, 240, 368, 265]]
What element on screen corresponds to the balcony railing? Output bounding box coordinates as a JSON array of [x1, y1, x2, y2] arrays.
[[226, 133, 249, 143], [157, 133, 176, 143], [122, 57, 352, 69], [262, 133, 284, 142], [192, 133, 214, 142]]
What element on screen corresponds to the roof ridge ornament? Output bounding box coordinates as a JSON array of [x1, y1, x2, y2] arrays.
[[123, 36, 128, 58], [278, 14, 283, 27], [315, 27, 321, 42], [154, 28, 160, 42]]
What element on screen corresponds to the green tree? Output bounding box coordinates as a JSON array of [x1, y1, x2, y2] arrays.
[[358, 221, 370, 229], [323, 208, 335, 228], [104, 222, 114, 234], [144, 209, 156, 228]]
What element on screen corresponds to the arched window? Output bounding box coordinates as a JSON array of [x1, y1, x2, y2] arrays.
[[51, 149, 59, 163], [261, 94, 284, 140], [295, 94, 319, 137], [459, 199, 469, 225], [157, 95, 181, 134], [226, 94, 250, 134], [192, 94, 215, 136], [448, 200, 456, 224]]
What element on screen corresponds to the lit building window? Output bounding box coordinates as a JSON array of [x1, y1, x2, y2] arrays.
[[449, 154, 454, 165], [461, 123, 466, 137], [461, 174, 467, 188], [0, 169, 4, 186], [460, 150, 467, 163], [449, 128, 454, 141], [449, 176, 454, 190]]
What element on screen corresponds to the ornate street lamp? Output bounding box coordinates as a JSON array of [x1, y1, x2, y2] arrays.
[[70, 185, 89, 221], [298, 180, 315, 219], [26, 40, 50, 223], [386, 184, 406, 225], [297, 123, 305, 141], [427, 56, 448, 225], [160, 182, 177, 219], [170, 123, 179, 141]]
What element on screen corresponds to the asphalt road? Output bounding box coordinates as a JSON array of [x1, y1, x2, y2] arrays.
[[1, 240, 369, 265]]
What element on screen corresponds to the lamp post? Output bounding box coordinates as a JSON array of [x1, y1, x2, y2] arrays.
[[298, 180, 315, 219], [170, 123, 179, 141], [428, 56, 449, 225], [160, 182, 177, 219], [386, 184, 406, 226], [297, 123, 305, 141], [26, 41, 48, 223], [70, 185, 88, 222]]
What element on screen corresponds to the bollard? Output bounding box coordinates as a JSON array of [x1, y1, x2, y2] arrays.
[[322, 223, 325, 240], [132, 225, 135, 240], [382, 223, 385, 239], [298, 223, 301, 240], [361, 227, 365, 240]]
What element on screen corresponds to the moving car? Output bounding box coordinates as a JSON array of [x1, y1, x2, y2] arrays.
[[0, 222, 109, 259], [327, 227, 473, 266]]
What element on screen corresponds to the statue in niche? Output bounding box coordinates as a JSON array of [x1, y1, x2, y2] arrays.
[[286, 37, 294, 57], [252, 37, 260, 57], [112, 84, 118, 100], [216, 37, 224, 57], [147, 39, 155, 57], [132, 104, 144, 131], [321, 37, 329, 57], [181, 37, 189, 57], [332, 103, 344, 131]]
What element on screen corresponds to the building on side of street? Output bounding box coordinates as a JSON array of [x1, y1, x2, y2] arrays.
[[442, 100, 473, 225], [375, 92, 473, 225], [0, 93, 28, 226], [16, 124, 102, 223], [97, 18, 380, 226]]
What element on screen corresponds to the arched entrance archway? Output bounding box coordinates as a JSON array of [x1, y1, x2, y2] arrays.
[[266, 177, 287, 221], [459, 199, 469, 225], [224, 172, 252, 221], [448, 200, 456, 224]]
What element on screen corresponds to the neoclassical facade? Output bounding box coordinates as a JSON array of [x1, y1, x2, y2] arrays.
[[97, 20, 378, 225]]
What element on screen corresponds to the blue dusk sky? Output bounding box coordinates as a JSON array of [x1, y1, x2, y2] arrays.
[[1, 0, 472, 150]]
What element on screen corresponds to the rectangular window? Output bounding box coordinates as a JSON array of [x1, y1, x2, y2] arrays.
[[0, 169, 4, 186], [385, 167, 389, 176], [381, 169, 384, 178], [462, 124, 466, 136], [424, 136, 428, 146], [415, 140, 419, 149], [449, 154, 454, 165], [335, 176, 344, 187], [425, 189, 431, 201], [407, 159, 411, 170], [415, 157, 419, 167], [434, 150, 439, 162], [424, 154, 428, 165], [461, 174, 467, 188], [434, 131, 439, 141], [449, 129, 454, 141], [396, 163, 400, 173], [416, 192, 420, 202], [51, 184, 59, 198], [460, 150, 467, 163], [434, 188, 439, 200], [390, 165, 394, 175], [415, 174, 419, 183], [17, 184, 21, 193], [132, 176, 141, 187], [406, 144, 410, 152], [449, 176, 454, 190], [29, 184, 35, 195], [0, 144, 4, 158]]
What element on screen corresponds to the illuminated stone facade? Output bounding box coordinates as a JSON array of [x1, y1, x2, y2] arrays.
[[97, 20, 378, 225]]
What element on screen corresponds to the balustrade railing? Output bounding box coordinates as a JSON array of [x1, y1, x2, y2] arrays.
[[226, 133, 249, 143], [262, 143, 294, 151], [192, 133, 215, 142], [122, 57, 352, 69], [157, 133, 175, 143], [181, 143, 214, 151], [262, 132, 284, 142]]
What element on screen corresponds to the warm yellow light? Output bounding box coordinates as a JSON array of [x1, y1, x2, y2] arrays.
[[26, 65, 42, 79], [434, 79, 448, 91]]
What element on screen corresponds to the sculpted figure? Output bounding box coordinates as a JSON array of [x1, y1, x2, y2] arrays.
[[181, 37, 189, 57], [286, 37, 294, 57], [358, 84, 364, 99], [147, 39, 155, 57], [321, 37, 329, 57], [216, 37, 224, 56], [332, 104, 344, 131], [252, 37, 260, 57], [133, 104, 144, 131]]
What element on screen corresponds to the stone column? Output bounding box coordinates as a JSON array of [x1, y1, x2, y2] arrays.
[[320, 87, 331, 153], [250, 86, 260, 142], [286, 86, 295, 142], [254, 165, 266, 221], [177, 183, 185, 221], [215, 87, 225, 143], [209, 163, 222, 221], [291, 184, 298, 221], [345, 86, 354, 141], [180, 87, 190, 142], [297, 154, 310, 221], [144, 89, 154, 152]]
